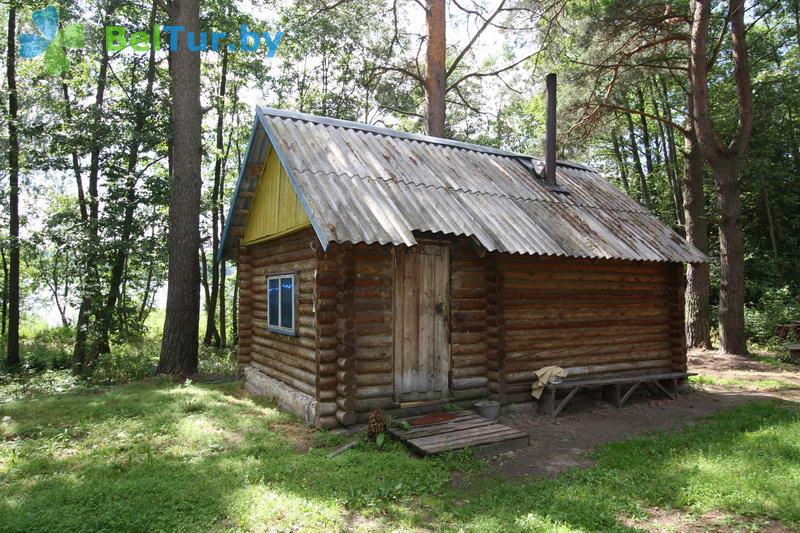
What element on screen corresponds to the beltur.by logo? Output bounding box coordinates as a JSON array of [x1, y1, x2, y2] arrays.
[[18, 6, 84, 75], [18, 6, 283, 76], [106, 25, 283, 56]]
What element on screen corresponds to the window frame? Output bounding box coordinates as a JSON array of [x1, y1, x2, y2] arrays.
[[266, 273, 296, 336]]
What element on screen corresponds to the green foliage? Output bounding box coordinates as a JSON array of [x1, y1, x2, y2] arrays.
[[17, 326, 74, 371], [744, 287, 800, 344], [90, 340, 161, 384]]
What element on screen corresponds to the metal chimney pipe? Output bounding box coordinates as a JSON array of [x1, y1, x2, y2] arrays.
[[545, 73, 557, 187]]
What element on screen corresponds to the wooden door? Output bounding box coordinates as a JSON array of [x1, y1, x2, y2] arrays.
[[393, 244, 450, 403]]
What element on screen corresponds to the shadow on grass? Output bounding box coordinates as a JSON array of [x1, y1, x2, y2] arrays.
[[0, 382, 461, 531], [2, 383, 799, 532], [444, 400, 800, 531]]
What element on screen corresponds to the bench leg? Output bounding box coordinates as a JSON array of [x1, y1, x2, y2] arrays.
[[538, 387, 556, 416], [653, 378, 677, 400], [603, 384, 621, 407], [553, 385, 583, 418], [619, 381, 642, 407]]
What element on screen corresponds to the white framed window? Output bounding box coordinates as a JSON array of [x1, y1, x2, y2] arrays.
[[267, 273, 295, 335]]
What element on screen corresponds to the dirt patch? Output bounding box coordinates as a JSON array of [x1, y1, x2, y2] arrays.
[[487, 349, 800, 479], [622, 507, 793, 532], [270, 421, 316, 453], [689, 349, 800, 399]]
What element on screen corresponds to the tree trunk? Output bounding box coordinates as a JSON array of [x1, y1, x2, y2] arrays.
[[635, 88, 654, 175], [657, 77, 685, 227], [689, 0, 753, 356], [1, 246, 8, 337], [6, 2, 20, 368], [94, 0, 159, 356], [219, 259, 227, 348], [158, 0, 202, 375], [761, 179, 779, 266], [625, 111, 652, 208], [610, 132, 631, 194], [713, 157, 747, 354], [204, 47, 229, 347], [73, 11, 111, 372], [425, 0, 446, 137], [683, 130, 712, 349]]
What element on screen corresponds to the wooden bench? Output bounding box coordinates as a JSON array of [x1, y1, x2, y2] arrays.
[[537, 372, 695, 418], [786, 344, 800, 363]]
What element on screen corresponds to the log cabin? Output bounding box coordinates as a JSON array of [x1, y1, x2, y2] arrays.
[[218, 102, 707, 427]]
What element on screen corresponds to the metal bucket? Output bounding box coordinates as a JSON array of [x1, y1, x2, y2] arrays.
[[474, 400, 501, 420]]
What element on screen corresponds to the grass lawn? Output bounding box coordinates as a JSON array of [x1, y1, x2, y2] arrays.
[[2, 378, 799, 532], [689, 374, 798, 391]]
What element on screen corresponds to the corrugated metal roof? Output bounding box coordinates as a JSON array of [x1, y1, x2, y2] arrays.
[[219, 107, 707, 263]]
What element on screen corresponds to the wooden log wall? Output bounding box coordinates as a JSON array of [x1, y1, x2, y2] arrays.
[[238, 228, 319, 406], [449, 239, 490, 402], [238, 229, 688, 425], [347, 244, 395, 422], [496, 255, 684, 402]]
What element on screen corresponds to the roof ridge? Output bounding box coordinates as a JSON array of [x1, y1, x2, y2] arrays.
[[293, 167, 651, 216], [257, 106, 594, 172]]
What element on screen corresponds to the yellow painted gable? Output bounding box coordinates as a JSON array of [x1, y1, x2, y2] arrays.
[[242, 148, 311, 245]]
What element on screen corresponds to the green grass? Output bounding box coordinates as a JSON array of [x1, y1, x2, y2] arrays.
[[689, 374, 797, 390], [1, 379, 799, 531]]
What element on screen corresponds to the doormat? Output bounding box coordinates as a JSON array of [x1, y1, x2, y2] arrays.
[[410, 412, 458, 427]]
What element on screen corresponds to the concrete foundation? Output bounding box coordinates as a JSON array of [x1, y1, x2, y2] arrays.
[[243, 366, 317, 425]]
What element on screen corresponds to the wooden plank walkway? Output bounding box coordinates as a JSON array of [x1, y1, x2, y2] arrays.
[[389, 411, 529, 457]]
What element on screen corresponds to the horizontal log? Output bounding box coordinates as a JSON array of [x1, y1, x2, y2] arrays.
[[317, 402, 337, 416], [452, 376, 488, 390], [336, 410, 357, 426], [250, 351, 316, 383], [450, 387, 487, 401], [249, 361, 315, 396], [451, 365, 486, 379], [356, 385, 393, 399]]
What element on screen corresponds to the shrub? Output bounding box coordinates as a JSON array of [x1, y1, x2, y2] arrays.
[[91, 339, 160, 383], [19, 326, 74, 371], [745, 286, 800, 344]]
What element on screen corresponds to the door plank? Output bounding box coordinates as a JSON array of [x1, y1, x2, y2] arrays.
[[419, 248, 436, 393], [402, 251, 420, 395], [434, 247, 450, 396]]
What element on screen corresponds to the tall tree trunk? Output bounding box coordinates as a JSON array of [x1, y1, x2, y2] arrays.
[[761, 178, 779, 266], [204, 47, 229, 347], [219, 259, 227, 348], [158, 0, 202, 375], [1, 247, 8, 337], [625, 111, 652, 208], [95, 0, 159, 356], [425, 0, 446, 137], [713, 157, 747, 353], [635, 88, 654, 175], [610, 132, 631, 194], [690, 0, 753, 355], [657, 77, 685, 227], [6, 2, 20, 368], [683, 129, 712, 349], [73, 11, 111, 372]]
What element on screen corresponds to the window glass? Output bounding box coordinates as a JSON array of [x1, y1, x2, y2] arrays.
[[280, 277, 293, 329], [268, 278, 279, 327]]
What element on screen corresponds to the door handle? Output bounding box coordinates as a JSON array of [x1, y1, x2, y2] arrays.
[[435, 302, 445, 315]]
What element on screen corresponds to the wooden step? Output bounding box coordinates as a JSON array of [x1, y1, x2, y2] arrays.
[[389, 411, 529, 457]]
